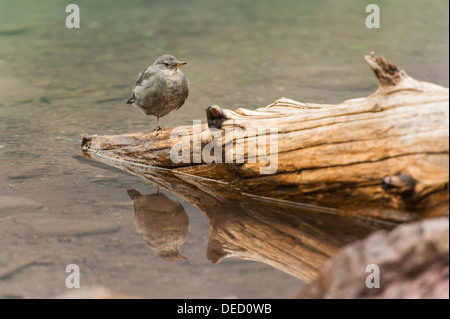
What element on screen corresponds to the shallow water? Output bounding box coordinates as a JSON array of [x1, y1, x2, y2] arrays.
[[0, 0, 448, 298]]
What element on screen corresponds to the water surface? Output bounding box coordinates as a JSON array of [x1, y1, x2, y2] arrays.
[[0, 0, 448, 298]]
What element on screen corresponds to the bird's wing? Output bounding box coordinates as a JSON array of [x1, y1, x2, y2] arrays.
[[132, 70, 166, 108], [129, 68, 159, 105], [176, 77, 189, 110], [134, 67, 158, 88], [134, 70, 146, 88]]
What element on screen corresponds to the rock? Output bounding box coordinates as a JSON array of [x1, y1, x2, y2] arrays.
[[0, 195, 44, 213], [0, 76, 44, 104], [26, 218, 119, 237], [8, 166, 50, 180], [298, 217, 449, 299]]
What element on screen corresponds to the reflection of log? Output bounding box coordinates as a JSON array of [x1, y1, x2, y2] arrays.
[[204, 195, 383, 283], [81, 155, 389, 283], [127, 189, 188, 261], [82, 53, 449, 222]]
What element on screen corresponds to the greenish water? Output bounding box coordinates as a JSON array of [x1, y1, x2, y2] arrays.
[[0, 0, 448, 298]]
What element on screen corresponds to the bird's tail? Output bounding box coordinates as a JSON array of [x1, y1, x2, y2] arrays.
[[126, 94, 135, 104]]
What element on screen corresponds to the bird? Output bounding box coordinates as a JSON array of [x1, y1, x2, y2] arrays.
[[126, 54, 189, 130]]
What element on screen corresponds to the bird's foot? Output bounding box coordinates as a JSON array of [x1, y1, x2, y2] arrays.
[[152, 126, 164, 131]]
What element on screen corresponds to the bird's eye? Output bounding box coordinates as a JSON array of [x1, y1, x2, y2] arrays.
[[164, 62, 170, 66]]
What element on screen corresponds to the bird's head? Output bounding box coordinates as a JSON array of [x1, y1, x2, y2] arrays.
[[154, 54, 187, 71]]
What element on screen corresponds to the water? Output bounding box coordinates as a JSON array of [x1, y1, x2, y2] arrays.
[[0, 0, 448, 298]]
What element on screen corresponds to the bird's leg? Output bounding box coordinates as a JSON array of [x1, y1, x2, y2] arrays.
[[153, 116, 163, 131]]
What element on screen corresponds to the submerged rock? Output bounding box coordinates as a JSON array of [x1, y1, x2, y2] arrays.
[[0, 195, 44, 213], [27, 217, 119, 237], [299, 217, 449, 299]]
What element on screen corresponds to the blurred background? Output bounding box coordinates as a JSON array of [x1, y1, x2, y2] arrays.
[[0, 0, 448, 298]]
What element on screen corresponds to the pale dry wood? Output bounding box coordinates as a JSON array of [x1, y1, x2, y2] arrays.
[[82, 53, 449, 222]]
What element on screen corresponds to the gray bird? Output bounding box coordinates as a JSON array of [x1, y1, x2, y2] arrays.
[[127, 55, 189, 130]]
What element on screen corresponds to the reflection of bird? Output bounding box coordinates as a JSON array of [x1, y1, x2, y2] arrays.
[[126, 55, 189, 130], [127, 188, 189, 261]]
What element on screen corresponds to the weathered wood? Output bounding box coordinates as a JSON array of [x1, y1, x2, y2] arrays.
[[82, 53, 449, 222]]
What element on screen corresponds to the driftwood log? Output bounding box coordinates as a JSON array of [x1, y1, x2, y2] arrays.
[[82, 54, 449, 222], [81, 53, 448, 285], [82, 53, 449, 222]]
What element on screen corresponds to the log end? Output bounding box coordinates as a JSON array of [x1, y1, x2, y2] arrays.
[[81, 133, 142, 153], [364, 52, 421, 94], [206, 105, 229, 129], [365, 52, 403, 86], [81, 134, 95, 151], [381, 173, 416, 196]]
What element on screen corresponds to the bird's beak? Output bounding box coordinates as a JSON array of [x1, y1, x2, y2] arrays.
[[176, 62, 187, 67]]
